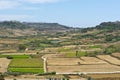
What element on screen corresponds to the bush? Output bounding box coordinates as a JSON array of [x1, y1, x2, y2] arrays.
[[6, 56, 13, 59], [37, 72, 56, 76], [104, 45, 117, 54], [18, 44, 26, 51]]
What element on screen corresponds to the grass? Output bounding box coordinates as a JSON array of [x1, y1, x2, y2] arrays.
[[89, 45, 101, 49], [65, 52, 76, 57], [8, 68, 44, 73], [9, 58, 43, 68], [58, 48, 71, 52], [8, 58, 44, 73], [77, 51, 88, 56], [0, 54, 30, 59], [65, 51, 87, 57]]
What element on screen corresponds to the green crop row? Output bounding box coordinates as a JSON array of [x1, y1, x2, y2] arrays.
[[9, 59, 43, 68], [8, 68, 44, 73]]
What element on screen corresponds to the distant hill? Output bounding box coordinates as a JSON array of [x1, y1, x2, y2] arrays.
[[72, 21, 120, 44], [0, 21, 72, 37], [0, 20, 120, 43], [95, 21, 120, 30]]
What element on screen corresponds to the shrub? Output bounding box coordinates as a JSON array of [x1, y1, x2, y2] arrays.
[[6, 56, 13, 59], [37, 72, 56, 76]]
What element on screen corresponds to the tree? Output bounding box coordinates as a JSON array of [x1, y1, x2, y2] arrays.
[[18, 44, 26, 51], [104, 45, 117, 54], [0, 75, 5, 80], [88, 77, 92, 80], [76, 51, 78, 57]]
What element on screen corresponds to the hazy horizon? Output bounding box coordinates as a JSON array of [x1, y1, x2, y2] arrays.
[[0, 0, 120, 27]]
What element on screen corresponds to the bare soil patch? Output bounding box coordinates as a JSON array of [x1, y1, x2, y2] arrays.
[[79, 57, 107, 65], [86, 73, 120, 78], [0, 58, 11, 73], [47, 64, 120, 73], [112, 53, 120, 59], [47, 58, 80, 66], [97, 55, 120, 66], [47, 56, 120, 73]]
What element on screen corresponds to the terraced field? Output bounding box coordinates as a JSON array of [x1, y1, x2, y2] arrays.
[[8, 58, 44, 73], [112, 53, 120, 59], [0, 58, 11, 73], [97, 55, 120, 66], [86, 74, 120, 80], [47, 56, 120, 73], [47, 58, 80, 66], [79, 57, 107, 65], [0, 54, 30, 59], [47, 64, 120, 73]]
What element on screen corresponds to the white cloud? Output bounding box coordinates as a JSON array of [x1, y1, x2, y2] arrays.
[[18, 0, 61, 4], [22, 6, 39, 10], [0, 14, 33, 21], [0, 0, 20, 10], [0, 0, 62, 10]]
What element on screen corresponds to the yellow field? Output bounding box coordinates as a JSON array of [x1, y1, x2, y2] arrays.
[[112, 53, 120, 59], [0, 58, 11, 73], [47, 56, 120, 73], [47, 58, 80, 66], [79, 57, 107, 65], [97, 55, 120, 66]]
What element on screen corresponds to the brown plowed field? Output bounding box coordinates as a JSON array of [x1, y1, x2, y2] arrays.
[[0, 58, 11, 73], [97, 55, 120, 66], [47, 56, 120, 73], [47, 58, 80, 66], [47, 64, 120, 73], [112, 53, 120, 59]]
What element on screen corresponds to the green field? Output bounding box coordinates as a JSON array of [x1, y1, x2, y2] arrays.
[[0, 54, 30, 59], [8, 68, 44, 73], [8, 58, 44, 73], [65, 51, 87, 57], [58, 48, 72, 52], [89, 45, 101, 49]]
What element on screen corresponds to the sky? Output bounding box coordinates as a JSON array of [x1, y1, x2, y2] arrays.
[[0, 0, 120, 27]]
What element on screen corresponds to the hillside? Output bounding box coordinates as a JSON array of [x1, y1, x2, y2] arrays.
[[96, 21, 120, 30], [71, 21, 120, 44], [0, 21, 120, 52], [0, 21, 72, 37]]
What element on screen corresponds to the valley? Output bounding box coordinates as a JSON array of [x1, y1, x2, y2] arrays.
[[0, 21, 120, 80]]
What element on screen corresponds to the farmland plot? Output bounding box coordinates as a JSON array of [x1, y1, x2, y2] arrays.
[[79, 57, 107, 65], [112, 53, 120, 59], [47, 57, 120, 73], [87, 74, 120, 79], [97, 55, 120, 66], [47, 64, 120, 73], [0, 58, 11, 73], [47, 58, 80, 66], [8, 59, 44, 73]]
